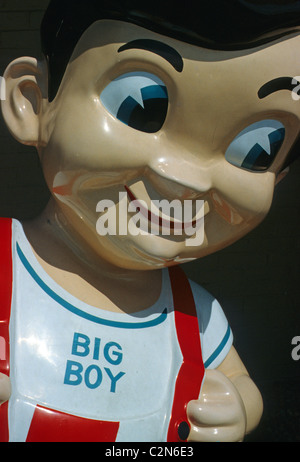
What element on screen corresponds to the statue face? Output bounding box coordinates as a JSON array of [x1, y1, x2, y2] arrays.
[[34, 21, 300, 269]]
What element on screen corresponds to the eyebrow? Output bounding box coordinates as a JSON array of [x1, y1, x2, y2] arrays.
[[118, 39, 184, 73], [258, 77, 299, 99]]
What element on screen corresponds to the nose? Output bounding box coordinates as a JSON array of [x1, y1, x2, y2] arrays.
[[147, 151, 213, 200]]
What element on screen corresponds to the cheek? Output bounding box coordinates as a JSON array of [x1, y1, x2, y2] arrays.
[[46, 96, 155, 174], [212, 165, 276, 224]]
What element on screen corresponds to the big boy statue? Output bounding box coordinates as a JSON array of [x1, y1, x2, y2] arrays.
[[0, 0, 299, 442]]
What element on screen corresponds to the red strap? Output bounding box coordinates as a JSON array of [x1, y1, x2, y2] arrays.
[[26, 405, 119, 442], [0, 218, 13, 443], [0, 235, 203, 443], [167, 266, 205, 442]]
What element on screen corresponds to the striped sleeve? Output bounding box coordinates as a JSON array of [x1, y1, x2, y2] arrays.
[[189, 280, 233, 369]]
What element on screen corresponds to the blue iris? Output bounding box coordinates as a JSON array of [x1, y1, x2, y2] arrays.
[[225, 120, 285, 172], [101, 72, 169, 133], [117, 85, 168, 126]]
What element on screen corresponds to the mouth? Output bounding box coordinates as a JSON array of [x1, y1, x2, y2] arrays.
[[124, 185, 206, 233]]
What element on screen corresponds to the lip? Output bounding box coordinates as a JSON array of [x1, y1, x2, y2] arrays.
[[124, 185, 205, 232]]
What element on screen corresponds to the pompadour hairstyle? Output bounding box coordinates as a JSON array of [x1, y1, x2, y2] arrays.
[[41, 0, 300, 101], [41, 0, 300, 168]]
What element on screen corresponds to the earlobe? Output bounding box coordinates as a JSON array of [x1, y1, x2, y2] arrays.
[[1, 57, 47, 146]]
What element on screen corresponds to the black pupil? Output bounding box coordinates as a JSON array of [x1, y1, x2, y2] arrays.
[[117, 85, 168, 134], [241, 128, 285, 171], [127, 98, 168, 133]]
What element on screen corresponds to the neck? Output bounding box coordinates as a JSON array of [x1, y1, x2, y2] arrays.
[[21, 199, 163, 314]]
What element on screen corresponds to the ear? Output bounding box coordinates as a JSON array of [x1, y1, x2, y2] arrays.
[[1, 57, 48, 146]]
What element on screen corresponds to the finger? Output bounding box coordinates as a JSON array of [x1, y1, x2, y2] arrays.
[[201, 369, 238, 397], [187, 397, 244, 427], [0, 374, 11, 405], [187, 370, 246, 427], [188, 422, 245, 443]]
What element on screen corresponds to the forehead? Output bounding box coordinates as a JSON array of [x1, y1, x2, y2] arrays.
[[71, 19, 300, 70], [60, 20, 300, 156], [66, 20, 300, 118]]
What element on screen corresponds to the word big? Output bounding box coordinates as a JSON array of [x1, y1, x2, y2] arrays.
[[64, 333, 126, 393]]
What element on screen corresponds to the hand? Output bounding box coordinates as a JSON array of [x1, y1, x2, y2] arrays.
[[0, 373, 11, 405], [187, 369, 247, 442]]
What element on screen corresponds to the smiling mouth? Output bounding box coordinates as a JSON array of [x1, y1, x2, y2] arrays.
[[124, 185, 205, 232]]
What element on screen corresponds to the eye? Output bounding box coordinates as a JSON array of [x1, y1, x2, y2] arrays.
[[225, 120, 285, 172], [100, 72, 168, 133]]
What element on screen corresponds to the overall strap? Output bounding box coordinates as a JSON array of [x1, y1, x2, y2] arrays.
[[0, 218, 13, 442], [167, 266, 205, 442], [26, 406, 120, 442]]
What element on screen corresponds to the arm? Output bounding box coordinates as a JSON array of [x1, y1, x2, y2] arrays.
[[217, 346, 263, 435], [187, 346, 263, 442]]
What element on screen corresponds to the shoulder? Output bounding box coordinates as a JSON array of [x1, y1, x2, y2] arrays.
[[188, 279, 233, 370], [0, 217, 13, 233], [0, 218, 38, 274], [0, 218, 14, 258], [0, 218, 23, 250], [0, 217, 21, 236]]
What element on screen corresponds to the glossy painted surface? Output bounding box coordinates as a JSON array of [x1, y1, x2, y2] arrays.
[[36, 21, 300, 270], [1, 14, 299, 442]]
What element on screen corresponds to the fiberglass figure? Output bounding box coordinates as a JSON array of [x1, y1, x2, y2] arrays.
[[0, 0, 300, 442]]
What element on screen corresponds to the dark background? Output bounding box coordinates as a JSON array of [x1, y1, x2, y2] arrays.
[[0, 0, 299, 442]]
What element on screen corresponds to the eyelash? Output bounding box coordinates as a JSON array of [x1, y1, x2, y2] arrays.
[[100, 72, 169, 133]]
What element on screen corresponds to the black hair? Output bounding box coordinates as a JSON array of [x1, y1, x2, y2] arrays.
[[41, 0, 300, 168], [41, 0, 300, 101]]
